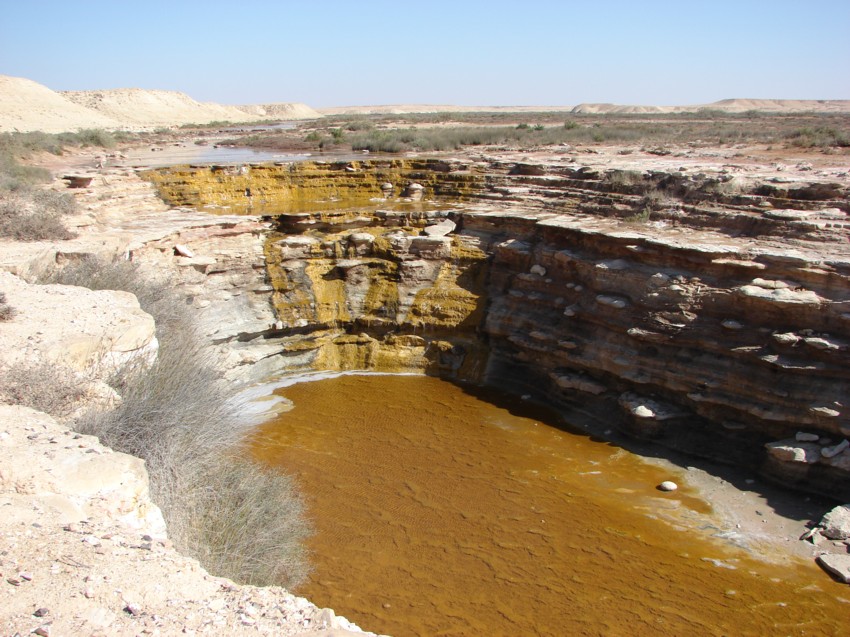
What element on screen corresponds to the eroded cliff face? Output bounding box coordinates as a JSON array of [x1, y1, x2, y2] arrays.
[[143, 158, 850, 497], [142, 159, 484, 215], [263, 208, 489, 379]]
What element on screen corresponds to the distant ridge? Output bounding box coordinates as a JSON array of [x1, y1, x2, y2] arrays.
[[236, 102, 322, 120], [2, 74, 848, 134], [571, 99, 850, 114], [0, 75, 321, 133], [321, 99, 850, 116], [0, 75, 122, 133], [318, 105, 576, 115]]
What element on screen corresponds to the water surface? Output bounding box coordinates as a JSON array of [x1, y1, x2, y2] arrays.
[[251, 374, 847, 636]]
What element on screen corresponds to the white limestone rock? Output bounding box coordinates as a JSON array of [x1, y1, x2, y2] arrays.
[[423, 219, 456, 237], [737, 285, 822, 305], [773, 332, 800, 346], [276, 235, 319, 260], [816, 554, 850, 584], [822, 439, 849, 459], [765, 440, 822, 464], [596, 294, 629, 309], [409, 236, 451, 259], [796, 432, 820, 442]]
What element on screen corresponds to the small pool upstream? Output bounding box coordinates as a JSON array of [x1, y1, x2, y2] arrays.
[[249, 374, 847, 636]]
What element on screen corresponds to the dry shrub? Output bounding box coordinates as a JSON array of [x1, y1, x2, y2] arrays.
[[0, 189, 77, 241], [0, 291, 14, 321], [0, 359, 87, 418], [46, 256, 312, 588]]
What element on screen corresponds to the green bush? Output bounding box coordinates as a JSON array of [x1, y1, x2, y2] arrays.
[[44, 257, 312, 588], [59, 128, 117, 149]]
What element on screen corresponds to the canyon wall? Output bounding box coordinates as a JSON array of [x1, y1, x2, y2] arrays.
[[143, 159, 850, 498]]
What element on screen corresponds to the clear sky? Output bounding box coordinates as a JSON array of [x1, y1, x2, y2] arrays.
[[1, 0, 848, 107]]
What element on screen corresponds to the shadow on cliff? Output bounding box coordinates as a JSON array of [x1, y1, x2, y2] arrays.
[[449, 376, 838, 528]]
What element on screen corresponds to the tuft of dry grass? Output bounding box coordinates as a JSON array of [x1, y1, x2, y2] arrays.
[[41, 256, 313, 588], [0, 291, 14, 321], [0, 359, 87, 418], [0, 189, 77, 241]]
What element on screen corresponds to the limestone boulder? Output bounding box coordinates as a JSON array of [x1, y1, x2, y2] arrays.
[[423, 219, 456, 237], [347, 232, 375, 256], [409, 236, 451, 260], [0, 404, 165, 532], [765, 440, 822, 464], [816, 554, 850, 584], [819, 504, 850, 540]]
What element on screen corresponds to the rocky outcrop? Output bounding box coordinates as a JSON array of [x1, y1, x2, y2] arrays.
[[142, 157, 850, 498], [263, 208, 489, 378], [0, 404, 372, 637], [142, 159, 484, 215], [0, 270, 157, 374]]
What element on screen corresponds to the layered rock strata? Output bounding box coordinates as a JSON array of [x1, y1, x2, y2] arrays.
[[144, 159, 850, 497]]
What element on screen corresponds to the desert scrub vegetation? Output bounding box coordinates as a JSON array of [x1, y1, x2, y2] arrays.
[[41, 257, 312, 588], [230, 111, 850, 155], [785, 126, 850, 149], [0, 129, 132, 240], [0, 188, 78, 241], [0, 291, 15, 321], [0, 359, 88, 419]]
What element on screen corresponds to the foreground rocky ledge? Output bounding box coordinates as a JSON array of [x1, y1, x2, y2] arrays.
[[0, 404, 371, 637]]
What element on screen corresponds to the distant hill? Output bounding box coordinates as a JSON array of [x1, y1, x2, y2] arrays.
[[2, 74, 848, 134], [62, 88, 255, 127], [322, 99, 850, 116], [0, 75, 321, 133], [236, 102, 323, 120], [0, 75, 122, 133], [318, 104, 576, 115], [571, 99, 850, 114]]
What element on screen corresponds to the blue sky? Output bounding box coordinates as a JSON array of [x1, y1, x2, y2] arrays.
[[1, 0, 848, 107]]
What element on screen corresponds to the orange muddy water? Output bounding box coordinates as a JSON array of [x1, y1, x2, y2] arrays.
[[251, 374, 848, 637]]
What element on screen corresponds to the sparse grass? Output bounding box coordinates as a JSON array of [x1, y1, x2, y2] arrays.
[[42, 257, 312, 588], [230, 111, 850, 155], [0, 130, 119, 241], [785, 126, 850, 148], [0, 129, 119, 160], [0, 359, 87, 418], [0, 291, 15, 321], [0, 152, 51, 191], [0, 189, 77, 241]]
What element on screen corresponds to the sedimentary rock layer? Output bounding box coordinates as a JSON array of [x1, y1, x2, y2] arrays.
[[142, 159, 850, 497]]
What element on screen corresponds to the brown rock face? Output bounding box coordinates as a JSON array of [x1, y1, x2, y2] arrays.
[[143, 158, 850, 497]]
